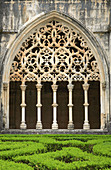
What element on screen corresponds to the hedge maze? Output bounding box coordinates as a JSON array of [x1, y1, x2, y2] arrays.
[[0, 134, 111, 169]]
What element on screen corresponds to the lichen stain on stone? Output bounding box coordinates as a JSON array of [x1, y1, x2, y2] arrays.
[[21, 4, 29, 24]]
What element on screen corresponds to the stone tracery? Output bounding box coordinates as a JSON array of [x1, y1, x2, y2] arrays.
[[10, 20, 100, 84]]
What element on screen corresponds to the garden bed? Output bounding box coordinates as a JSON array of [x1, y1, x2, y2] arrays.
[[0, 134, 111, 169]]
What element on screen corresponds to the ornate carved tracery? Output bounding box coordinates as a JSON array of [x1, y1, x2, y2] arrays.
[[10, 20, 100, 83]]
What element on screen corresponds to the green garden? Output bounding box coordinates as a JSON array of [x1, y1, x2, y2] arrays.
[[0, 134, 111, 169]]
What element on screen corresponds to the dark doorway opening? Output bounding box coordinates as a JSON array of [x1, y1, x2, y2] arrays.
[[42, 82, 52, 129], [25, 82, 36, 129], [58, 81, 68, 129], [73, 81, 84, 129], [9, 81, 21, 129], [9, 81, 100, 129], [89, 81, 100, 129]]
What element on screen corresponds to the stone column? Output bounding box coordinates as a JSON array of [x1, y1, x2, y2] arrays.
[[51, 84, 58, 129], [67, 83, 74, 129], [108, 22, 111, 131], [20, 84, 27, 129], [100, 82, 106, 129], [3, 82, 8, 129], [36, 83, 42, 129], [82, 83, 90, 129]]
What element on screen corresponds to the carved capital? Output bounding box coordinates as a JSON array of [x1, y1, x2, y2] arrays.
[[36, 84, 42, 90], [67, 83, 74, 91], [3, 82, 8, 91], [102, 82, 106, 91], [82, 83, 89, 91], [20, 85, 27, 91], [51, 84, 58, 91]]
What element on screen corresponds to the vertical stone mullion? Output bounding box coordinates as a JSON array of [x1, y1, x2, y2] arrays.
[[67, 83, 74, 129], [3, 82, 8, 129], [36, 83, 42, 129], [100, 82, 106, 129], [20, 83, 27, 129], [82, 83, 90, 129], [51, 84, 58, 129]]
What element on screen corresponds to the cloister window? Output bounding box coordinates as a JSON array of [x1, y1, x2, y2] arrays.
[[9, 19, 100, 129]]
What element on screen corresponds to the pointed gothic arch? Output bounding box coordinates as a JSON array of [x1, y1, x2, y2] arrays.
[[1, 11, 109, 130]]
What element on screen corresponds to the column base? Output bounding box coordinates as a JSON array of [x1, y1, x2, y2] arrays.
[[20, 123, 27, 130], [3, 115, 7, 129], [107, 121, 111, 132], [36, 122, 42, 129], [83, 122, 90, 130], [68, 122, 74, 130], [52, 123, 58, 129]]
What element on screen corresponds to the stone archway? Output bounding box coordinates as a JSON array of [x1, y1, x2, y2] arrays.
[[1, 11, 108, 130]]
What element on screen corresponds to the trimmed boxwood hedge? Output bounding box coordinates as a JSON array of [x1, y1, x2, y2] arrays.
[[93, 142, 111, 157], [0, 143, 46, 159], [0, 142, 34, 151], [13, 147, 111, 169], [0, 159, 33, 170], [0, 134, 111, 169]]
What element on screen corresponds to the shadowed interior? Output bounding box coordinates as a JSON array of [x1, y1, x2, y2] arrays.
[[9, 81, 100, 129]]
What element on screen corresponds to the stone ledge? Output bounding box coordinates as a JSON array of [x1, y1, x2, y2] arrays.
[[0, 129, 109, 135]]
